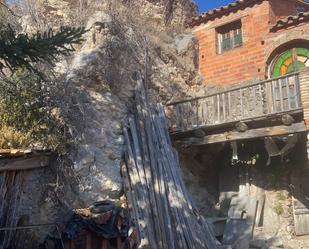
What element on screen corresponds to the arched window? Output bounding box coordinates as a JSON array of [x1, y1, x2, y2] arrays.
[[270, 48, 309, 78]]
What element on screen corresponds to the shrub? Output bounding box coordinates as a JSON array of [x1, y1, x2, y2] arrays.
[[0, 69, 67, 152], [273, 202, 284, 216], [276, 191, 287, 201]]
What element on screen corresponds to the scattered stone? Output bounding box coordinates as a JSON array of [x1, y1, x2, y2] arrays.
[[250, 239, 267, 248], [266, 237, 283, 248], [173, 33, 196, 55], [286, 225, 293, 233]]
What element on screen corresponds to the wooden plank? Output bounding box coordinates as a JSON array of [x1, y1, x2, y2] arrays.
[[86, 234, 92, 249], [123, 73, 220, 249], [0, 148, 33, 156], [70, 241, 75, 249], [279, 78, 284, 111], [101, 240, 108, 249], [179, 122, 307, 146], [228, 92, 231, 121], [250, 184, 265, 227], [212, 96, 215, 125], [200, 99, 205, 125], [217, 94, 220, 122], [295, 74, 301, 108], [287, 76, 292, 110], [291, 170, 309, 236], [223, 93, 226, 122], [271, 80, 276, 113], [123, 127, 155, 248], [0, 155, 50, 172], [175, 105, 181, 130], [240, 89, 243, 119], [223, 196, 258, 249], [196, 100, 199, 126], [258, 84, 262, 114]]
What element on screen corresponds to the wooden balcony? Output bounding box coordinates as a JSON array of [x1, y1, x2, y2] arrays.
[[166, 72, 306, 145]]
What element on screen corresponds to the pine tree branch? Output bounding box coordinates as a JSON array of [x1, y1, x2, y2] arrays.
[[0, 25, 87, 73]]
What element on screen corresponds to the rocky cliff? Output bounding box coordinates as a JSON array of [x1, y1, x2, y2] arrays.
[[13, 0, 207, 240]]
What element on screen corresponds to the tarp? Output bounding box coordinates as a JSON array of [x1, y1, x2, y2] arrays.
[[62, 207, 130, 240]]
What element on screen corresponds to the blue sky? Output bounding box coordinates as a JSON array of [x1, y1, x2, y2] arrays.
[[195, 0, 235, 13]]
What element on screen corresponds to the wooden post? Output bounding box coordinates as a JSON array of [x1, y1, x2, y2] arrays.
[[86, 234, 92, 249], [196, 100, 199, 126], [279, 78, 284, 111], [287, 76, 292, 110], [101, 240, 108, 249], [222, 93, 226, 122], [272, 79, 277, 113], [258, 83, 263, 114], [69, 241, 75, 249], [217, 94, 220, 122], [240, 89, 243, 119], [228, 92, 231, 120]]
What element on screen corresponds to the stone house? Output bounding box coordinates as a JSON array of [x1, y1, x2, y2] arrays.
[[166, 0, 309, 242]]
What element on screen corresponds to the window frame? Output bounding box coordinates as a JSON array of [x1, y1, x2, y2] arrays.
[[216, 20, 243, 54]]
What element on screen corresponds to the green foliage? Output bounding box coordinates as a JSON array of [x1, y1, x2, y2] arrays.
[[0, 24, 87, 73], [0, 21, 87, 151], [273, 202, 284, 216], [0, 70, 67, 152], [276, 192, 287, 201]]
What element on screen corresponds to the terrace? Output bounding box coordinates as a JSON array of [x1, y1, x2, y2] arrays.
[[166, 72, 307, 145]]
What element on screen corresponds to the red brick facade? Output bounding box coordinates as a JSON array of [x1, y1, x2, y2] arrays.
[[193, 0, 309, 86]]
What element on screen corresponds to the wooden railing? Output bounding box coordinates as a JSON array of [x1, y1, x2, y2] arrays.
[[166, 72, 302, 132]]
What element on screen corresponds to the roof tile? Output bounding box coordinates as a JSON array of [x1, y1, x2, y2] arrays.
[[190, 0, 260, 27], [271, 11, 309, 31]]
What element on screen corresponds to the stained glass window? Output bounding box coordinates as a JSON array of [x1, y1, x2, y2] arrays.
[[271, 47, 309, 78]]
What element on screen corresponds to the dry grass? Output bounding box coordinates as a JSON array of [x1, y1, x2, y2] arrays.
[[0, 126, 33, 149]]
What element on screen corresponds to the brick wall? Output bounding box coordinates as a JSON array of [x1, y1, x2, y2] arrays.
[[193, 0, 309, 86], [269, 0, 309, 22]]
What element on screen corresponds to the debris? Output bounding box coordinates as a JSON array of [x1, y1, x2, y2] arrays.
[[264, 134, 299, 166], [250, 238, 267, 249], [206, 217, 227, 237], [223, 196, 258, 249], [62, 201, 137, 249], [122, 77, 219, 248], [231, 141, 239, 164]]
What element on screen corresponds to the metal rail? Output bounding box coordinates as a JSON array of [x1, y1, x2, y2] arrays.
[[166, 73, 302, 131]]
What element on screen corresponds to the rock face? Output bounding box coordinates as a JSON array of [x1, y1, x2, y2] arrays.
[[55, 1, 200, 205], [10, 0, 205, 242]]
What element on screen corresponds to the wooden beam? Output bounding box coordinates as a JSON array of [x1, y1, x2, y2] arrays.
[[0, 155, 50, 172], [178, 122, 307, 146]]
